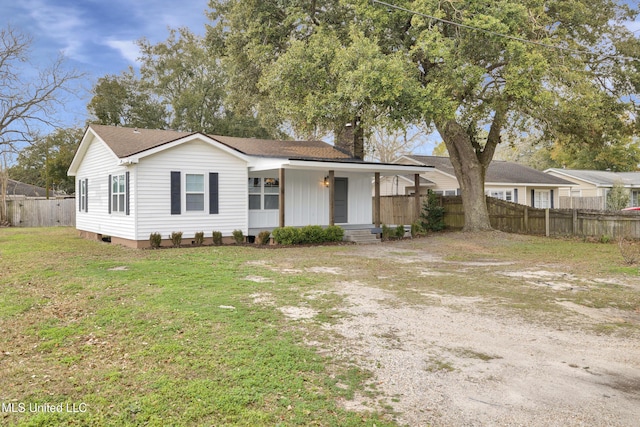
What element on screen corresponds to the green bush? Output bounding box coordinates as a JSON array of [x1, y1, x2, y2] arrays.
[[170, 231, 183, 247], [149, 232, 162, 249], [300, 225, 325, 243], [324, 225, 344, 242], [232, 229, 245, 244], [396, 224, 406, 239], [212, 231, 223, 246], [381, 224, 394, 241], [257, 230, 271, 245], [420, 190, 445, 232], [272, 227, 301, 245], [411, 221, 424, 237], [194, 231, 204, 246]]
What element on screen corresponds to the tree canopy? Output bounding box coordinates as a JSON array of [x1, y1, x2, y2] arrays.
[[207, 0, 640, 230], [87, 28, 283, 139]]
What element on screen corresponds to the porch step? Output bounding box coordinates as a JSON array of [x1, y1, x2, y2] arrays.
[[344, 229, 381, 244]]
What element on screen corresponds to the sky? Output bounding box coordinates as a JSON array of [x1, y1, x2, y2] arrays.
[[1, 0, 639, 151], [1, 0, 211, 128]]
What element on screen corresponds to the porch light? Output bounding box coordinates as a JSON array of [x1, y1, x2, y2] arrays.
[[323, 176, 330, 187]]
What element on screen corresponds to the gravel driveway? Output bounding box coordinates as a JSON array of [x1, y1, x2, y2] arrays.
[[275, 235, 640, 426]]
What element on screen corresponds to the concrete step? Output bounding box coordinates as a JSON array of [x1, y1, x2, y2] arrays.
[[344, 229, 381, 244]]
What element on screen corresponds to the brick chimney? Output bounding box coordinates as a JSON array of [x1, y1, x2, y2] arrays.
[[335, 120, 364, 160]]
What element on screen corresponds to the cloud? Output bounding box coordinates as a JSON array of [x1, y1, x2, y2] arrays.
[[103, 39, 141, 64]]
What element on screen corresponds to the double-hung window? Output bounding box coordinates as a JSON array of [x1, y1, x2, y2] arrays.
[[248, 177, 279, 210], [186, 174, 205, 211], [112, 174, 126, 213]]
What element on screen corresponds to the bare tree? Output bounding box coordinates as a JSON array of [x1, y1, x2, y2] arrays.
[[0, 25, 83, 223], [366, 126, 430, 163]]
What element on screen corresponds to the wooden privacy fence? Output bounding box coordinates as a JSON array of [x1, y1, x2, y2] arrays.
[[6, 198, 76, 227], [377, 195, 640, 239], [559, 196, 604, 210]]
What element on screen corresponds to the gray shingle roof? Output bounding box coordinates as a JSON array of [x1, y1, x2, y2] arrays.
[[409, 155, 575, 185], [546, 168, 640, 186], [6, 179, 53, 197], [89, 124, 354, 161]]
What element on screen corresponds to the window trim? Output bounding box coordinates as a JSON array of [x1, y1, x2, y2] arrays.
[[111, 174, 126, 214], [248, 177, 280, 211], [185, 173, 205, 212]]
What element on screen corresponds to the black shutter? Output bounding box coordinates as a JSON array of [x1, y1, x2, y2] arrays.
[[171, 171, 181, 215], [108, 175, 112, 214], [514, 188, 518, 204], [125, 171, 130, 215], [550, 189, 554, 209], [78, 180, 81, 212], [209, 173, 219, 214], [531, 189, 535, 208], [84, 179, 88, 212]]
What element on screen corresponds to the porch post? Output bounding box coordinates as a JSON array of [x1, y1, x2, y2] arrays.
[[279, 168, 285, 228], [414, 173, 421, 222], [374, 172, 381, 227], [329, 170, 335, 226]]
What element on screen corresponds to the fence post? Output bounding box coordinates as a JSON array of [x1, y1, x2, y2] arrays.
[[572, 209, 578, 236], [545, 208, 550, 237], [524, 206, 529, 233]]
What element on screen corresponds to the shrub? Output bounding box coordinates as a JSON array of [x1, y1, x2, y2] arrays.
[[272, 227, 301, 245], [232, 229, 245, 244], [618, 236, 640, 265], [381, 224, 394, 241], [194, 231, 204, 246], [324, 225, 344, 242], [170, 231, 183, 247], [257, 230, 271, 245], [300, 225, 325, 243], [396, 224, 406, 239], [212, 231, 223, 246], [420, 190, 445, 232], [149, 232, 162, 249], [411, 221, 424, 238]]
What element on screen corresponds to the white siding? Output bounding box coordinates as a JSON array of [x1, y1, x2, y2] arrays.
[[135, 139, 248, 240], [248, 169, 373, 229], [75, 135, 135, 238]]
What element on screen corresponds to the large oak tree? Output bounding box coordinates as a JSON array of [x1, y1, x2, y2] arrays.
[[208, 0, 640, 230]]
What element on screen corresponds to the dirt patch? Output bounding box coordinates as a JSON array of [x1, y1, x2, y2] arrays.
[[322, 280, 640, 427], [286, 237, 640, 426], [279, 306, 318, 320]]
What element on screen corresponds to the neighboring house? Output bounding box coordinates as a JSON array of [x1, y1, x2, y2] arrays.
[[385, 155, 574, 209], [5, 179, 65, 200], [67, 125, 428, 247], [545, 168, 640, 209]]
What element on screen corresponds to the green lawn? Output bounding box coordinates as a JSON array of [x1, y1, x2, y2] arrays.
[[1, 227, 638, 426], [0, 228, 392, 427]]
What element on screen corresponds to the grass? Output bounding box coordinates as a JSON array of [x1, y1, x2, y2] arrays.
[[1, 227, 638, 426], [0, 228, 394, 426]]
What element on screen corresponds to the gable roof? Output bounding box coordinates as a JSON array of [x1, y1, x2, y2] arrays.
[[545, 168, 640, 187], [89, 124, 353, 161], [6, 179, 58, 198], [408, 155, 574, 186]]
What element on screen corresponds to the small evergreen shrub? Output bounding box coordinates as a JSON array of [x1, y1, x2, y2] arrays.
[[272, 227, 301, 245], [257, 230, 271, 245], [300, 225, 325, 243], [381, 224, 394, 241], [149, 232, 162, 249], [170, 231, 183, 247], [411, 221, 424, 238], [232, 229, 245, 244], [324, 225, 344, 242], [194, 231, 204, 246], [212, 231, 223, 246], [396, 224, 406, 239], [420, 190, 445, 232]]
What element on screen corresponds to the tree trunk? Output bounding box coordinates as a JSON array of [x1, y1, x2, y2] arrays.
[[436, 119, 492, 231]]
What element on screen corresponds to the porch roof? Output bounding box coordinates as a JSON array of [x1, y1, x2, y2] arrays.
[[249, 157, 432, 175]]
